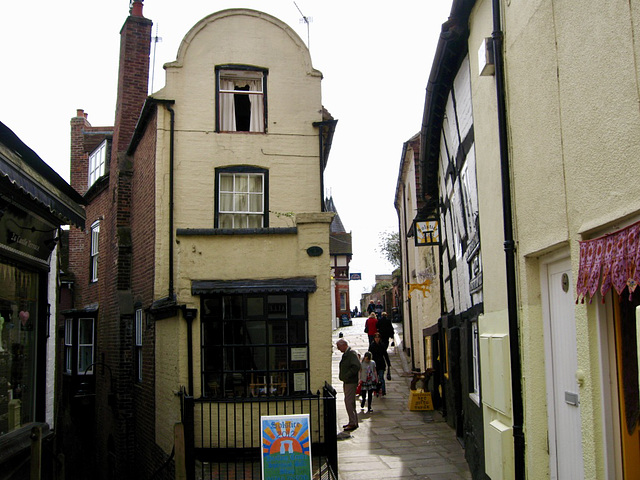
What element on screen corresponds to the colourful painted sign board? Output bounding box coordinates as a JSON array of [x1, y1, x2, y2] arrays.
[[261, 414, 312, 480]]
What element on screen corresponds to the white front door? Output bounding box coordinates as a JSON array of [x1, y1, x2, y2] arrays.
[[542, 257, 584, 479]]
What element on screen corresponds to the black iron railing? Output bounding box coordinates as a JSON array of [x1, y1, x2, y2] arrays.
[[182, 383, 338, 480]]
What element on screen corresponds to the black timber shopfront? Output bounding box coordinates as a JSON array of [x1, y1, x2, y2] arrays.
[[0, 121, 85, 478]]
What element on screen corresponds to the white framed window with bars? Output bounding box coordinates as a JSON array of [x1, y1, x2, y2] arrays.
[[88, 140, 107, 187], [135, 308, 143, 382], [90, 220, 100, 282], [216, 168, 266, 229], [64, 318, 73, 374], [470, 320, 480, 405]]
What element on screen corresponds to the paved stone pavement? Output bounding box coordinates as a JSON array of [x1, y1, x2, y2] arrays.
[[332, 316, 472, 480]]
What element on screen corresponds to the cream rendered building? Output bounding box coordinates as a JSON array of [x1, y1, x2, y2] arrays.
[[406, 0, 640, 479], [467, 0, 640, 478], [130, 7, 336, 474], [395, 133, 441, 375]]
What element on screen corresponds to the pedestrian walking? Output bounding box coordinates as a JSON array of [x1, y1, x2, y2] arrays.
[[366, 300, 375, 315], [358, 352, 378, 413], [374, 300, 384, 319], [369, 334, 388, 396], [376, 311, 394, 379], [337, 339, 361, 431], [364, 312, 378, 345]]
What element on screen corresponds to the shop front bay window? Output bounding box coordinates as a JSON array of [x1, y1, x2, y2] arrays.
[[0, 263, 39, 435], [201, 292, 310, 398]]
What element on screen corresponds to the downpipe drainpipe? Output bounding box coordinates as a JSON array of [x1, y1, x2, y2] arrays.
[[491, 1, 525, 477], [400, 183, 416, 370], [165, 104, 175, 299]]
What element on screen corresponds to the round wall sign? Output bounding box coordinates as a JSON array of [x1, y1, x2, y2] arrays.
[[307, 246, 323, 257]]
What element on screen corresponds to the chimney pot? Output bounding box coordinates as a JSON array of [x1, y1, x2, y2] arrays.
[[131, 1, 143, 17], [76, 109, 84, 118]]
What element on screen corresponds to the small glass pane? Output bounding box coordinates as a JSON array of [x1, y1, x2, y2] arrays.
[[234, 214, 247, 228], [79, 318, 93, 344], [220, 193, 233, 212], [269, 321, 287, 344], [269, 346, 288, 370], [247, 215, 262, 228], [249, 175, 263, 193], [222, 296, 242, 319], [246, 320, 266, 344], [288, 319, 307, 344], [249, 346, 267, 370], [290, 297, 305, 317], [79, 346, 93, 374], [219, 214, 232, 228], [234, 193, 248, 212], [246, 297, 264, 317], [249, 194, 262, 213], [268, 295, 287, 318], [235, 175, 248, 193], [219, 174, 233, 192]]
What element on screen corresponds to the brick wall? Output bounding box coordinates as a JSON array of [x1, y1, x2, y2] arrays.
[[66, 6, 154, 480]]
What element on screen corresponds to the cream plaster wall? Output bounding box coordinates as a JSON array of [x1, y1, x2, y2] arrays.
[[149, 9, 332, 453], [468, 0, 640, 478], [396, 142, 441, 371]]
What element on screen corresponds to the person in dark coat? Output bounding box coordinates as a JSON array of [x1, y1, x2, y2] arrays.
[[337, 339, 361, 431], [374, 300, 384, 319], [369, 334, 388, 396], [376, 312, 394, 379], [366, 300, 375, 315]]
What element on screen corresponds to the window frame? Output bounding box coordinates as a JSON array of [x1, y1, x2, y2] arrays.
[[88, 140, 107, 187], [214, 166, 269, 229], [470, 320, 480, 405], [64, 317, 73, 374], [215, 65, 268, 133], [90, 220, 100, 282], [135, 308, 143, 382], [77, 317, 95, 375], [201, 292, 310, 399]]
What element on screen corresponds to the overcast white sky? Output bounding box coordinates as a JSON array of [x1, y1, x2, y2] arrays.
[[0, 1, 452, 307]]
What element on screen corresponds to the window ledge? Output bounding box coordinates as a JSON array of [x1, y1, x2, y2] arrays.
[[469, 392, 481, 407], [177, 227, 297, 236]]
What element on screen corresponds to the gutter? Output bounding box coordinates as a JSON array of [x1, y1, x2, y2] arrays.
[[491, 0, 525, 476]]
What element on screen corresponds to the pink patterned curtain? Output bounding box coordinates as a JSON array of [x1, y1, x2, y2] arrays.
[[576, 220, 640, 303]]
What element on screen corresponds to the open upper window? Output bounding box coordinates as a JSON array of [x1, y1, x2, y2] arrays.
[[215, 167, 268, 229], [88, 140, 107, 187], [216, 66, 267, 133]]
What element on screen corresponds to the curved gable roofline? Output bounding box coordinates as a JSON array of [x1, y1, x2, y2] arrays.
[[164, 8, 321, 78]]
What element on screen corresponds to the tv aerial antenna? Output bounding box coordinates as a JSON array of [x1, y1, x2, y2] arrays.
[[294, 2, 312, 50], [150, 23, 163, 93]]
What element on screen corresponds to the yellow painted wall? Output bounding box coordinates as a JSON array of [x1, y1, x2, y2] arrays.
[[150, 9, 332, 453]]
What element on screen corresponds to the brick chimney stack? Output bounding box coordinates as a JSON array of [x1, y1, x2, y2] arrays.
[[112, 1, 152, 159]]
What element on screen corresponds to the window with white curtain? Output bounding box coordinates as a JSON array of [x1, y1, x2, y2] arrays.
[[216, 67, 266, 133], [216, 167, 267, 228]]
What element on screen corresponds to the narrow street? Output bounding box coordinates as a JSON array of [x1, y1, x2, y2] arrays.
[[332, 316, 472, 480]]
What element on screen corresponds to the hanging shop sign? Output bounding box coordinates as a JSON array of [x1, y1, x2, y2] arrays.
[[0, 200, 57, 262], [415, 219, 439, 246]]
